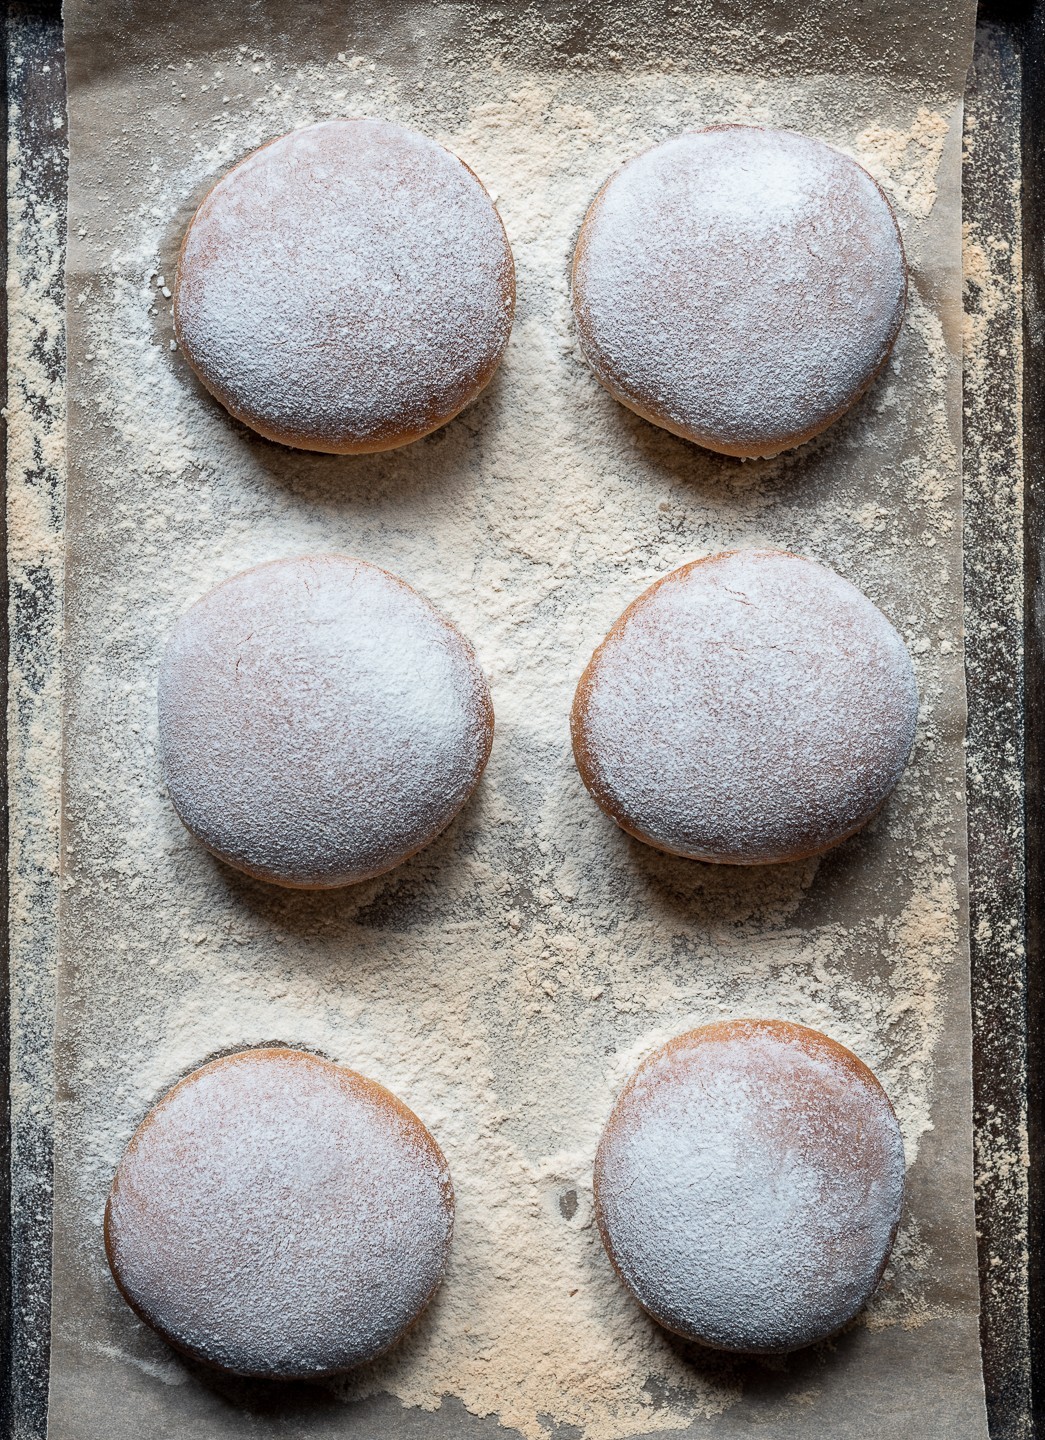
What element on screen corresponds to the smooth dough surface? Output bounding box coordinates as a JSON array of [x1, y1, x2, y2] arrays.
[[571, 126, 907, 457], [594, 1019, 905, 1353], [174, 118, 515, 453], [571, 548, 918, 865], [104, 1048, 455, 1378], [158, 554, 494, 888]]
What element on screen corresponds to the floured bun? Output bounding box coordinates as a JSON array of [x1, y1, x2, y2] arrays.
[[105, 1048, 454, 1378], [594, 1019, 905, 1353], [158, 554, 494, 888], [571, 549, 917, 865], [571, 126, 907, 458], [174, 118, 515, 453]]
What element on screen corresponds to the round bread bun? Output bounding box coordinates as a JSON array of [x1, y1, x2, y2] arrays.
[[174, 118, 515, 453], [158, 554, 494, 888], [571, 548, 917, 865], [594, 1019, 905, 1353], [104, 1047, 454, 1378], [571, 126, 907, 458]]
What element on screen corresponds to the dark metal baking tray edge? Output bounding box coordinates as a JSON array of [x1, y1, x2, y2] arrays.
[[2, 1, 1041, 1436]]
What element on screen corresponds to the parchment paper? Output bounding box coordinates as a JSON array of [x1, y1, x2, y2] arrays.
[[46, 2, 984, 1436]]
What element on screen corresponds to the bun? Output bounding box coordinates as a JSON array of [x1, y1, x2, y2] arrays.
[[571, 548, 917, 865], [175, 118, 515, 453], [159, 554, 494, 887], [105, 1047, 454, 1377], [594, 1018, 905, 1353], [571, 126, 906, 458]]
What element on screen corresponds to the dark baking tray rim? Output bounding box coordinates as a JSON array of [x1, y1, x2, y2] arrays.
[[1, 1, 1042, 1436]]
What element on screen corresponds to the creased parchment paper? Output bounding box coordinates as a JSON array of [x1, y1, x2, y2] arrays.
[[45, 2, 983, 1436]]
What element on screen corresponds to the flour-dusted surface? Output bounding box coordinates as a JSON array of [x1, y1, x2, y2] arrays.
[[5, 22, 67, 1429], [105, 1048, 454, 1377], [175, 118, 515, 453], [571, 127, 907, 458], [571, 550, 918, 864], [594, 1021, 905, 1354], [49, 2, 985, 1438], [158, 555, 494, 887]]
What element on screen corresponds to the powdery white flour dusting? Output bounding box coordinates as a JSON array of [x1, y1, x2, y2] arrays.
[[572, 549, 918, 865], [572, 126, 907, 456], [158, 555, 493, 887], [49, 16, 980, 1439], [106, 1049, 453, 1378], [593, 1022, 905, 1355], [175, 118, 515, 452]]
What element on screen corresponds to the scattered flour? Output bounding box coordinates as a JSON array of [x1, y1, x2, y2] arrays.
[[857, 107, 951, 221], [5, 29, 68, 1423]]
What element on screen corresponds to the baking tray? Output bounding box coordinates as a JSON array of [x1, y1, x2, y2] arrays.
[[1, 0, 1040, 1434]]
